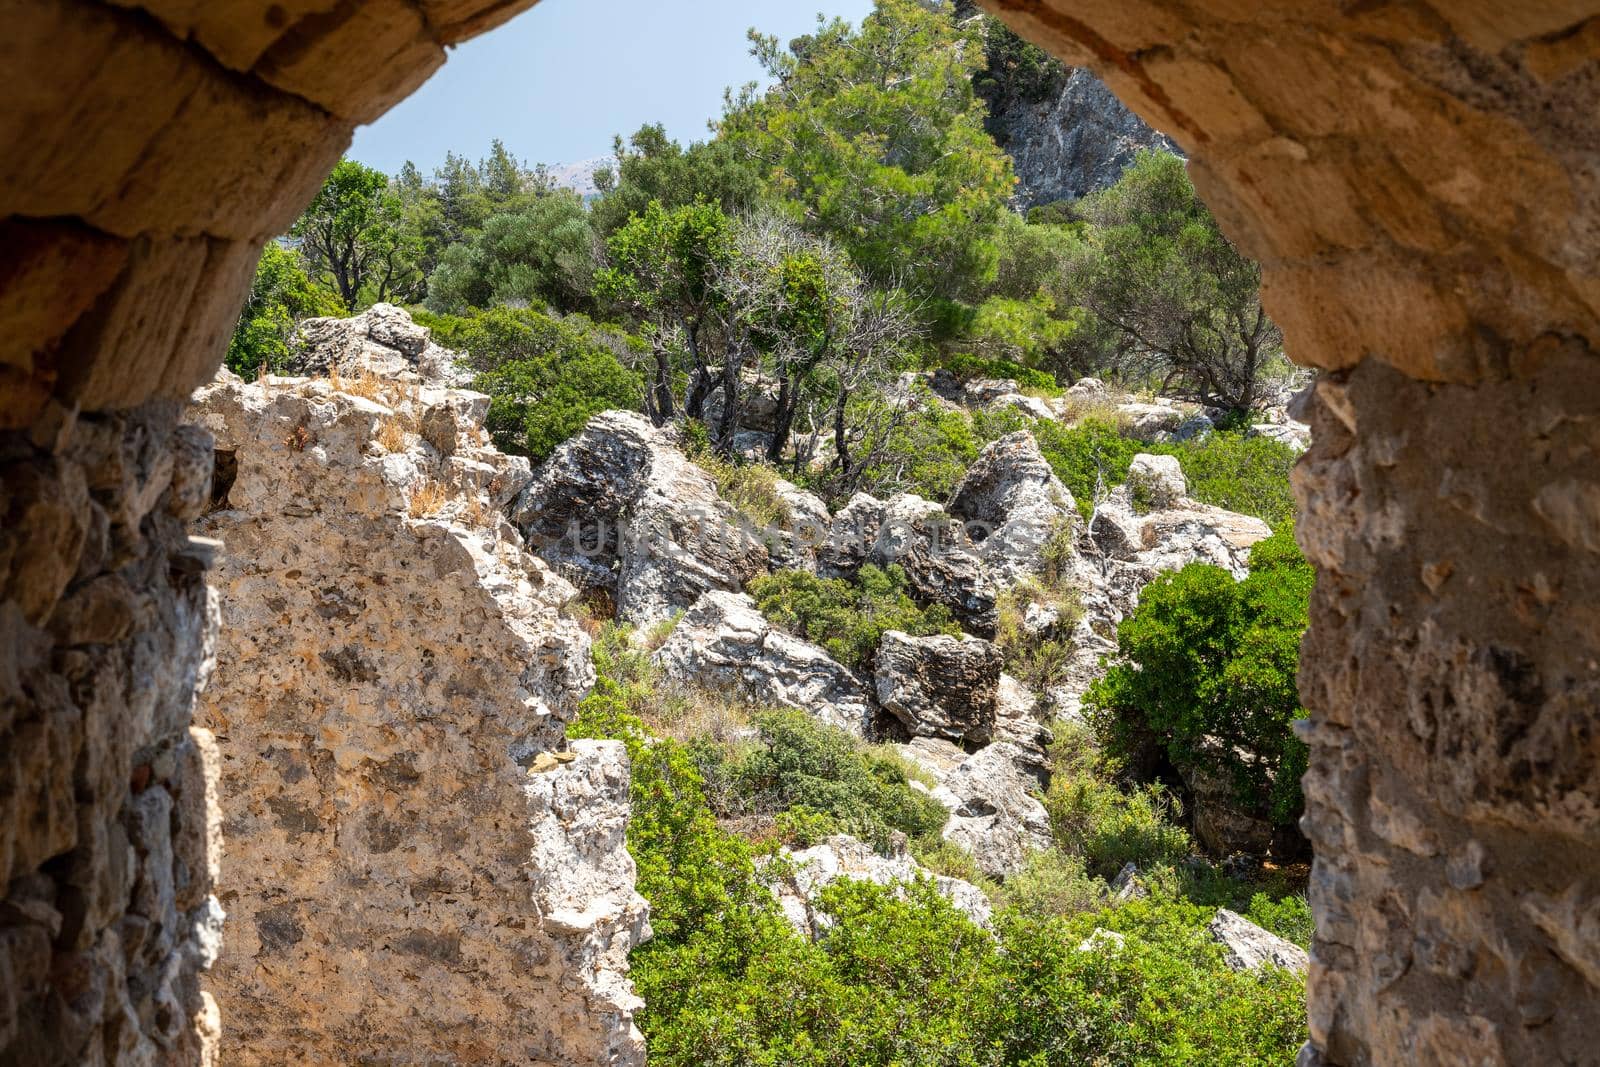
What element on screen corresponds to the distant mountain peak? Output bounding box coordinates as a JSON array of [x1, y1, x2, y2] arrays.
[[545, 156, 614, 201]]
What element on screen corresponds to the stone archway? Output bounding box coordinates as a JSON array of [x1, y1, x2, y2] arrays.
[[2, 1, 1597, 1063]]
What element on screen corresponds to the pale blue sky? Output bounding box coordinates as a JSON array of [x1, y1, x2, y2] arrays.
[[350, 0, 877, 176]]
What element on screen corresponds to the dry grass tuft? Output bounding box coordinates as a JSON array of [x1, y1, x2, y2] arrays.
[[375, 417, 409, 454], [342, 368, 388, 404], [461, 494, 492, 529], [407, 479, 450, 519]]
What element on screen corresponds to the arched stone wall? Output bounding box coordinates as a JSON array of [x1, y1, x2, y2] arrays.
[[1, 0, 1597, 1063], [980, 2, 1600, 1061]]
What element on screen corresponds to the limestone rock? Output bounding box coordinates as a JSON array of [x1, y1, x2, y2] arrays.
[[948, 431, 1077, 582], [190, 363, 644, 1066], [287, 303, 464, 385], [1181, 762, 1277, 856], [768, 477, 832, 571], [651, 591, 874, 736], [816, 492, 886, 579], [868, 494, 997, 634], [1250, 420, 1312, 452], [979, 57, 1180, 210], [763, 834, 991, 938], [1125, 453, 1187, 510], [901, 738, 1054, 879], [874, 631, 1002, 744], [509, 410, 769, 627], [1206, 909, 1309, 974]]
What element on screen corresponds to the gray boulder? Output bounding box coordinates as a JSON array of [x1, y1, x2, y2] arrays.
[[874, 631, 1002, 744], [948, 431, 1076, 583], [510, 411, 768, 627], [900, 738, 1055, 879], [1206, 909, 1310, 973], [287, 303, 464, 385], [869, 494, 997, 634], [651, 590, 873, 736]]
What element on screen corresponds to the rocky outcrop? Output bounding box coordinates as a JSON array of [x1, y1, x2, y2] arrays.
[[1054, 457, 1272, 716], [1181, 762, 1276, 857], [981, 59, 1180, 210], [874, 631, 1002, 744], [287, 302, 464, 385], [900, 738, 1054, 879], [762, 834, 992, 938], [190, 349, 647, 1064], [510, 410, 768, 627], [870, 494, 998, 634], [948, 431, 1077, 583], [651, 591, 874, 736], [1206, 909, 1309, 974], [817, 492, 887, 579]]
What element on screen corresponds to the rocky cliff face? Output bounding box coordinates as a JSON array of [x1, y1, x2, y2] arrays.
[[188, 312, 647, 1065], [965, 8, 1178, 210], [988, 66, 1181, 209]]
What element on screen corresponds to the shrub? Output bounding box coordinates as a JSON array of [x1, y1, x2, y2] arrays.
[[1086, 525, 1313, 833], [852, 389, 981, 501], [691, 451, 792, 528], [1033, 417, 1144, 518], [989, 896, 1309, 1064], [428, 305, 643, 461], [729, 709, 949, 852], [995, 848, 1105, 921], [1175, 430, 1298, 528], [225, 243, 344, 376], [944, 351, 1062, 396], [747, 564, 961, 670], [994, 574, 1082, 692]]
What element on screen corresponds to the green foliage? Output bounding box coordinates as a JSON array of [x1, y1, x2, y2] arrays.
[[1086, 525, 1313, 832], [425, 191, 598, 313], [1174, 431, 1299, 529], [428, 306, 642, 461], [1244, 891, 1315, 948], [724, 0, 1016, 303], [973, 16, 1067, 118], [1043, 722, 1195, 879], [989, 896, 1308, 1064], [994, 848, 1105, 921], [572, 626, 1305, 1066], [943, 352, 1061, 395], [729, 710, 950, 851], [291, 158, 417, 311], [691, 452, 793, 529], [851, 386, 981, 501], [591, 124, 761, 237], [1062, 152, 1282, 413], [224, 243, 343, 376], [1033, 417, 1145, 518], [747, 564, 961, 670]]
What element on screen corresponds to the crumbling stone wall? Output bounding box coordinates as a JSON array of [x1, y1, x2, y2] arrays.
[[190, 327, 648, 1064], [982, 2, 1600, 1062], [0, 400, 223, 1064]]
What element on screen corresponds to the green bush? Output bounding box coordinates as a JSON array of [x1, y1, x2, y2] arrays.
[[1033, 417, 1145, 518], [1043, 733, 1195, 881], [994, 848, 1105, 921], [747, 564, 961, 670], [853, 389, 982, 501], [1086, 525, 1313, 833], [994, 572, 1082, 692], [572, 635, 1306, 1066], [729, 709, 949, 852], [225, 243, 344, 376], [428, 306, 643, 461], [990, 896, 1309, 1064], [944, 350, 1063, 396], [1175, 431, 1299, 528]]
